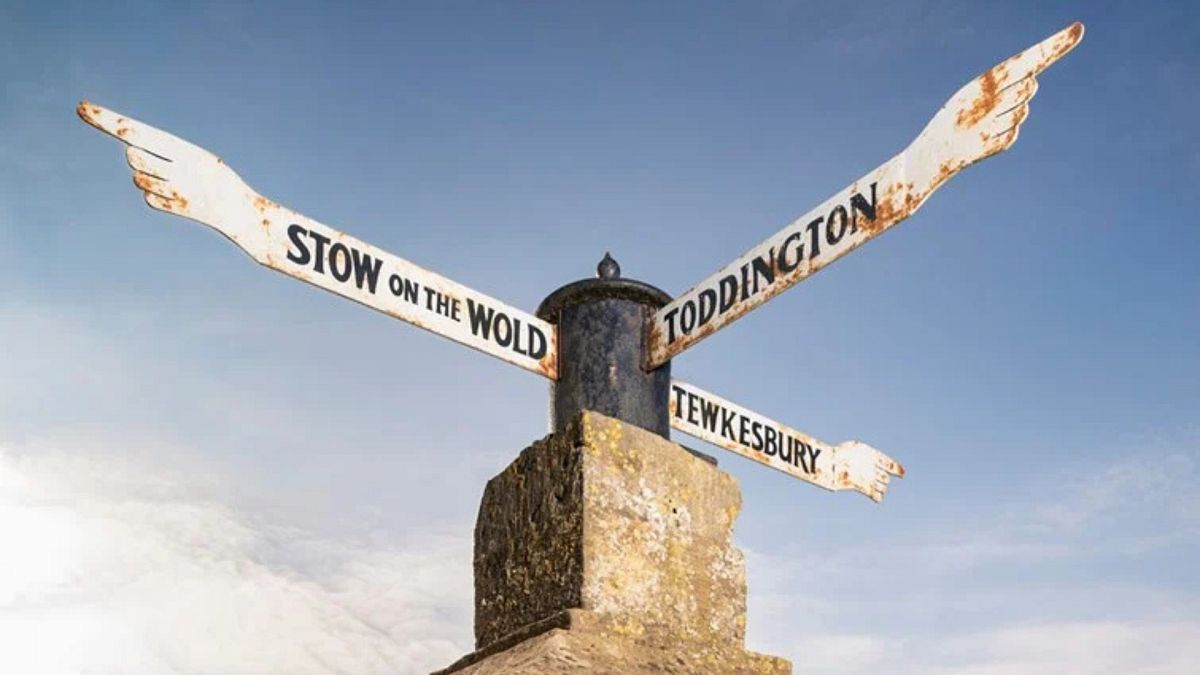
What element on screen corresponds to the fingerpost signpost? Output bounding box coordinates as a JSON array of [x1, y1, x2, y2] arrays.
[[79, 22, 1084, 672]]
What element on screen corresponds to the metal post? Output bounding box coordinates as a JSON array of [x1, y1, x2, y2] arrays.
[[537, 253, 672, 438]]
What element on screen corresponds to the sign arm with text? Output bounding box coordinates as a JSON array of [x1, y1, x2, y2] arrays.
[[669, 379, 904, 502], [647, 22, 1084, 367], [77, 102, 558, 379]]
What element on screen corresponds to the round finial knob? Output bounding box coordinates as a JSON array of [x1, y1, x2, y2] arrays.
[[597, 252, 621, 279]]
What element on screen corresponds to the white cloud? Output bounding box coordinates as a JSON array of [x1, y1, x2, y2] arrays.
[[1027, 445, 1199, 533], [778, 632, 898, 672], [745, 438, 1200, 674], [0, 442, 473, 675], [929, 621, 1200, 675], [758, 621, 1200, 675], [3, 415, 1196, 675]]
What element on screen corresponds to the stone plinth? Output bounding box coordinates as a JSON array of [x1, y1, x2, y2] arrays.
[[433, 411, 790, 674]]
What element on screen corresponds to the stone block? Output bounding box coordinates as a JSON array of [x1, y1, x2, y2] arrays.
[[436, 411, 790, 674]]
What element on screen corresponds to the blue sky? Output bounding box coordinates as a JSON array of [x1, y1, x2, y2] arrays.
[[1, 1, 1198, 673]]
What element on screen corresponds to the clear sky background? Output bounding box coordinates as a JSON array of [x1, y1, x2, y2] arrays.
[[2, 1, 1198, 673]]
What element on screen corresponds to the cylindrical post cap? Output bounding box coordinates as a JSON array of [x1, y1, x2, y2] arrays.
[[538, 254, 672, 437], [537, 254, 670, 321]]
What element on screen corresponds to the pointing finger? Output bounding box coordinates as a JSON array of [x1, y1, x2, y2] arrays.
[[77, 101, 198, 160], [880, 456, 905, 478], [997, 21, 1084, 84], [994, 76, 1039, 117], [144, 191, 189, 217], [126, 146, 174, 180]]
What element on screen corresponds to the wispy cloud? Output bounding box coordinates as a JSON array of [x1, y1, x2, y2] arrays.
[[1027, 444, 1199, 533], [2, 417, 1197, 675], [767, 620, 1200, 675], [0, 441, 472, 675], [745, 435, 1200, 673]]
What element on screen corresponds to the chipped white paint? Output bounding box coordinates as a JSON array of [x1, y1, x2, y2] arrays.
[[76, 102, 558, 379], [669, 379, 904, 502], [648, 22, 1085, 367]]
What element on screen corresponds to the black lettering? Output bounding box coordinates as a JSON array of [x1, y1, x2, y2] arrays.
[[805, 217, 823, 261], [512, 318, 527, 355], [680, 300, 697, 334], [309, 231, 331, 274], [286, 224, 311, 265], [493, 313, 513, 347], [850, 182, 878, 232], [435, 292, 452, 316], [763, 427, 778, 457], [671, 385, 687, 418], [687, 392, 699, 425], [351, 249, 383, 293], [750, 250, 775, 295], [779, 435, 793, 464], [699, 398, 721, 433], [718, 275, 738, 313], [778, 230, 803, 273], [796, 442, 823, 473], [720, 409, 736, 439], [698, 289, 718, 327], [826, 205, 848, 246], [329, 243, 352, 282], [527, 325, 547, 359], [466, 299, 495, 339], [663, 307, 680, 344], [751, 421, 764, 451]]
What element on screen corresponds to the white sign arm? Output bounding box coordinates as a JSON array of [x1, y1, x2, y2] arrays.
[[648, 22, 1084, 367], [669, 379, 904, 502], [77, 103, 558, 379]]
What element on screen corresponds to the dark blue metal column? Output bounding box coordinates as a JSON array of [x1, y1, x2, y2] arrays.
[[537, 254, 672, 438]]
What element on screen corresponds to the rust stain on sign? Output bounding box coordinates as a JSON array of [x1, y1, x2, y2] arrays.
[[646, 22, 1084, 368], [668, 379, 904, 502], [537, 335, 559, 380], [77, 101, 561, 380], [956, 65, 1004, 128], [959, 21, 1082, 130]]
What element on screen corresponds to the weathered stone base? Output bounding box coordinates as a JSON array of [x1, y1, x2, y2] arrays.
[[433, 412, 791, 674], [433, 609, 789, 675]]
